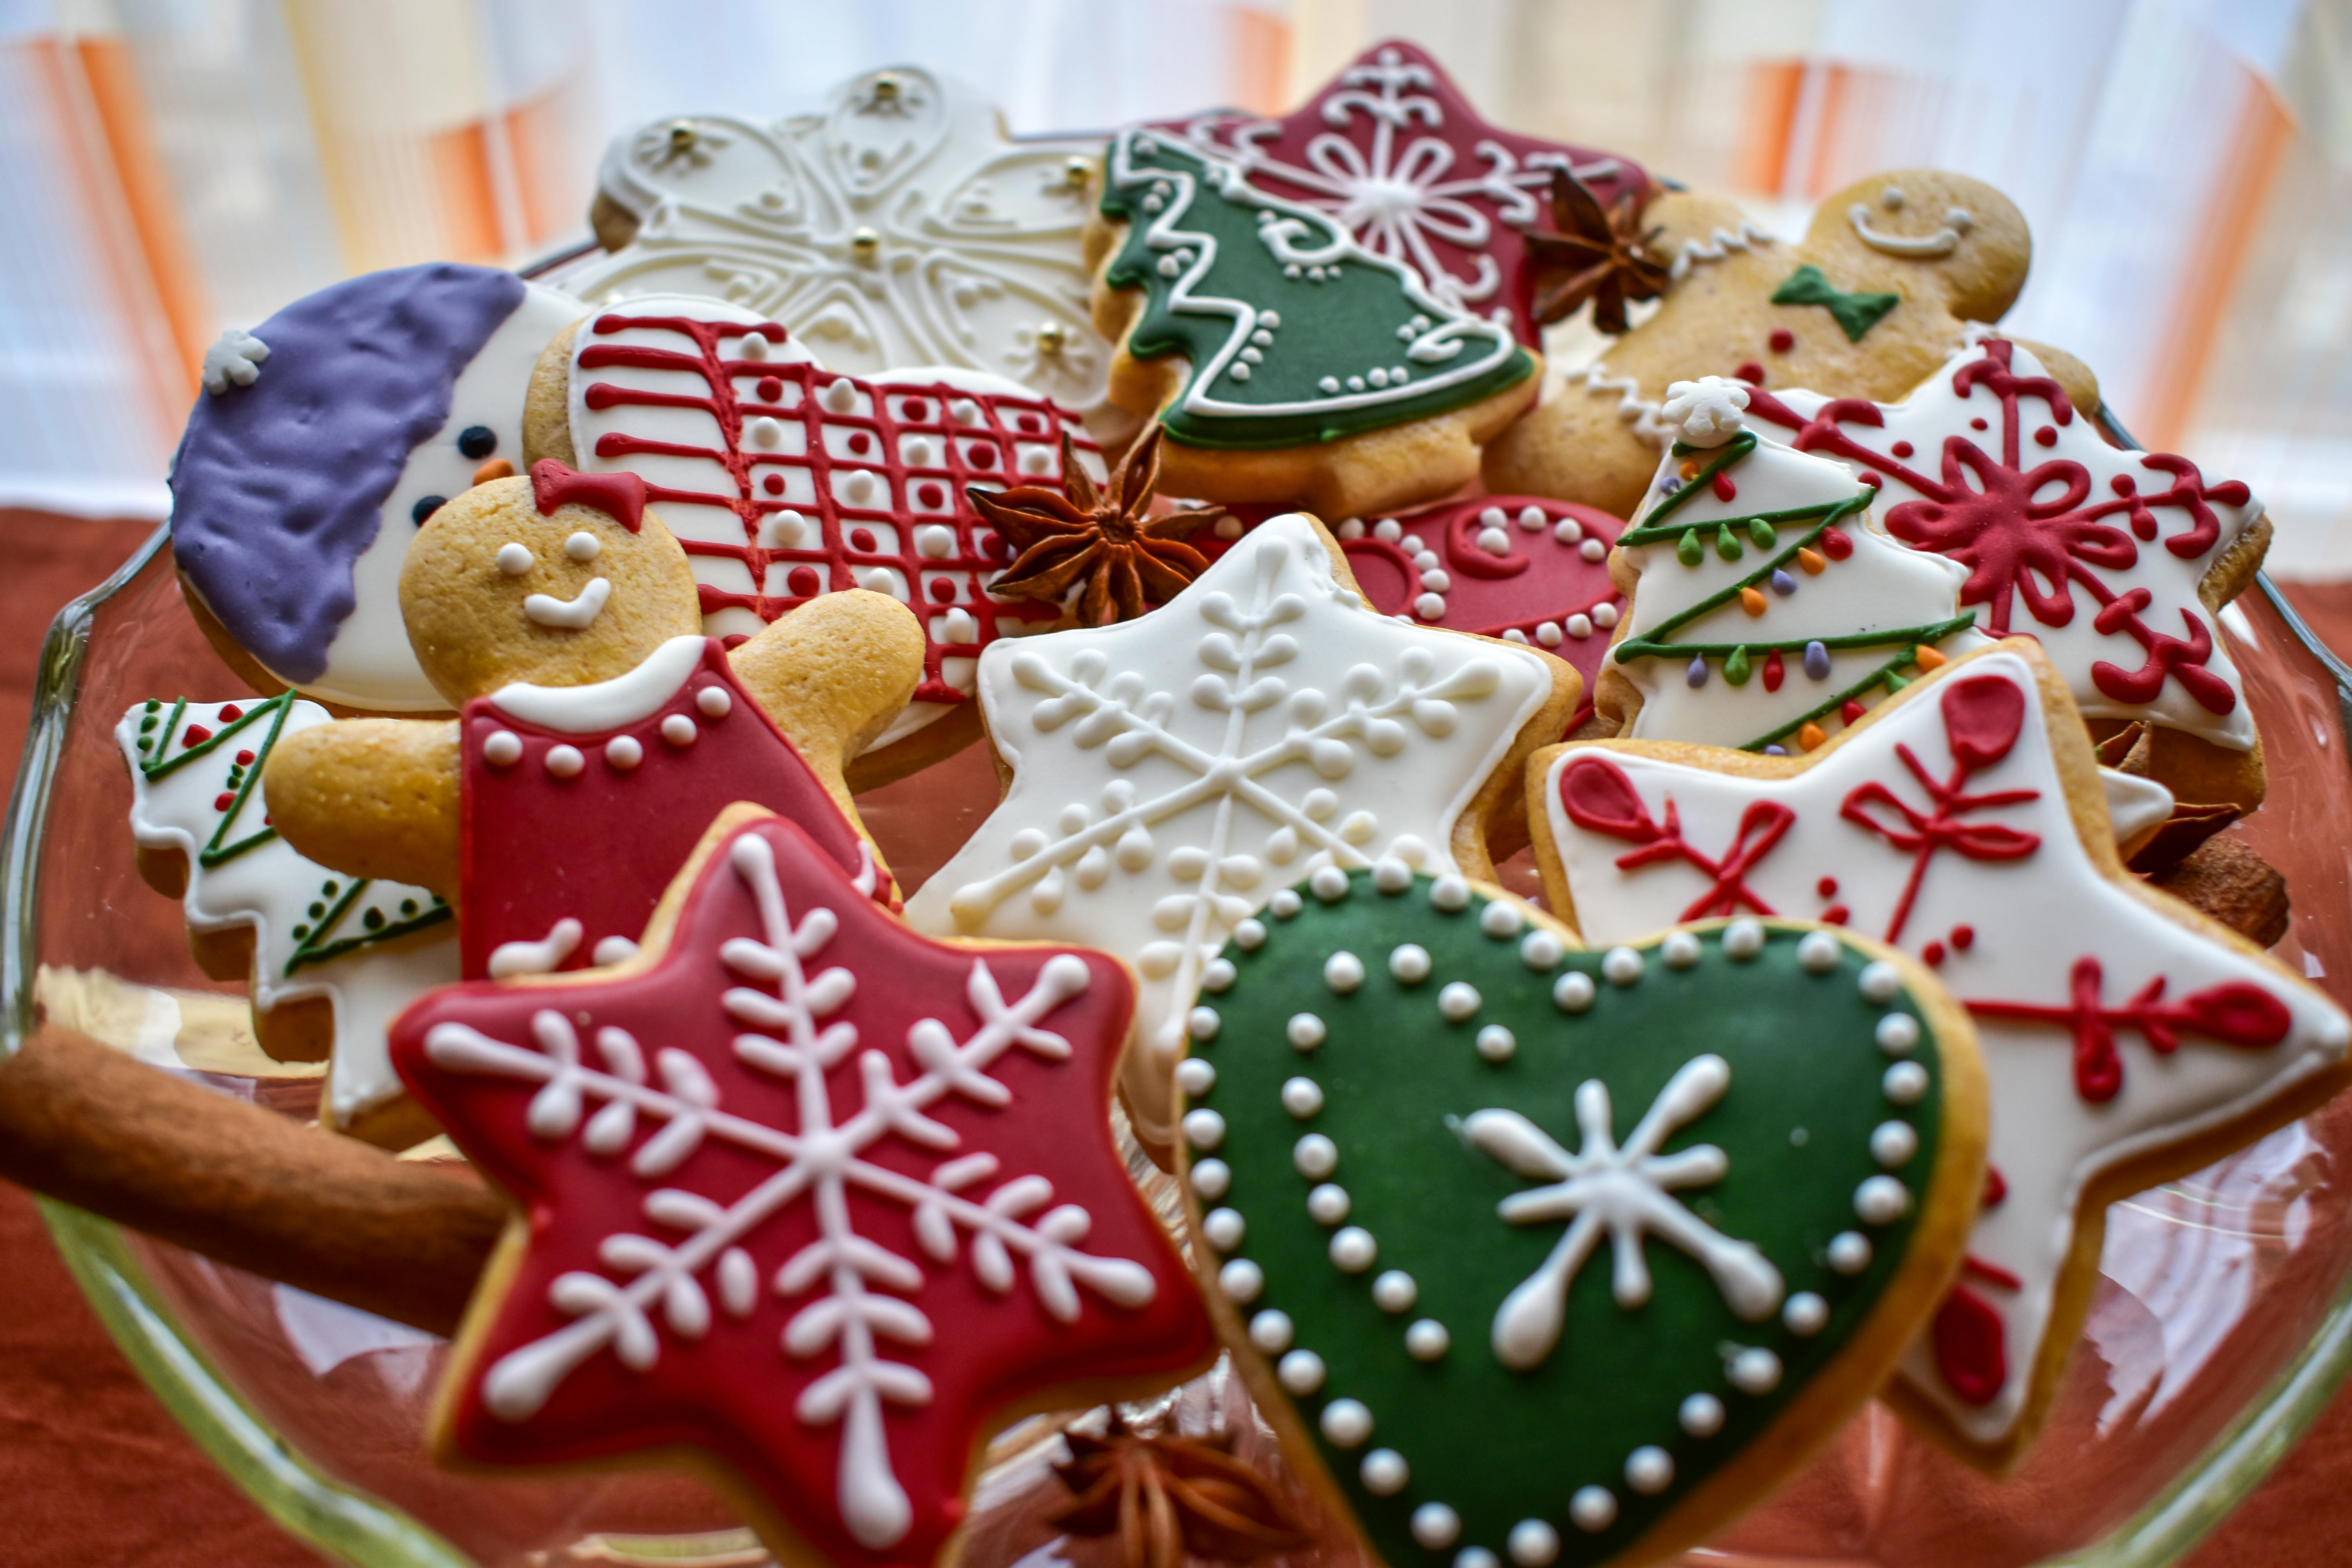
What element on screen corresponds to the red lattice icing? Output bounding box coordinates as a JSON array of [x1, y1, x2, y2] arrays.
[[392, 815, 1212, 1568], [575, 309, 1099, 705], [1145, 40, 1646, 343]]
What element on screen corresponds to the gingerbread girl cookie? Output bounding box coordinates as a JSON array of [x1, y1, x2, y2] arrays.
[[1483, 171, 2100, 521], [903, 512, 1579, 1156], [1173, 864, 1984, 1567], [172, 263, 583, 713], [1529, 641, 2351, 1466], [263, 462, 922, 984], [393, 805, 1215, 1568]]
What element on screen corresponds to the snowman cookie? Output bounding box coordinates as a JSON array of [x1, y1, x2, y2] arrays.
[[171, 263, 584, 713], [1172, 866, 1984, 1567], [263, 462, 922, 984]]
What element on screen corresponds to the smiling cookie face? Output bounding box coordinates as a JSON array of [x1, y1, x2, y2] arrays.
[[1806, 170, 2030, 323], [399, 466, 702, 704]]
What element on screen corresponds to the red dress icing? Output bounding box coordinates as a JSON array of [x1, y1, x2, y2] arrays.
[[460, 637, 884, 976], [391, 815, 1214, 1568]]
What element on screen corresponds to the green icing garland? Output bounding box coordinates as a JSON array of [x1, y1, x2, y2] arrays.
[[1609, 432, 1976, 751], [1097, 131, 1535, 452], [1178, 869, 1947, 1568]]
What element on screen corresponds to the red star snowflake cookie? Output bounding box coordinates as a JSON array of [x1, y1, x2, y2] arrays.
[[1145, 40, 1646, 342], [392, 808, 1213, 1568], [1745, 339, 2262, 754]]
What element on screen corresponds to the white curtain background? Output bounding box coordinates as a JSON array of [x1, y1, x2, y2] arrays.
[[5, 0, 2351, 572]]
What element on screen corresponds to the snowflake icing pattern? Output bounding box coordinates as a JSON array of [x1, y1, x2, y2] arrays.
[[1745, 340, 2259, 748], [393, 816, 1209, 1568], [1466, 1055, 1784, 1370]]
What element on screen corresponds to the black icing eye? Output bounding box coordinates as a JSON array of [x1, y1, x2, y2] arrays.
[[412, 495, 448, 525], [457, 425, 497, 459]]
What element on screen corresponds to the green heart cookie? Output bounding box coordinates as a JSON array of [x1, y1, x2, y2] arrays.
[[1175, 867, 1982, 1568]]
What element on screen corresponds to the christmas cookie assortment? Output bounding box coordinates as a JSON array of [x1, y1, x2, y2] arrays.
[[85, 34, 2348, 1568]]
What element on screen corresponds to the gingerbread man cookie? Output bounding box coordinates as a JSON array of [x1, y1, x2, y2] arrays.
[[263, 462, 922, 984], [171, 263, 584, 713], [1483, 171, 2099, 521], [393, 805, 1214, 1568], [1529, 640, 2351, 1467], [1085, 129, 1542, 521], [903, 512, 1580, 1157], [1173, 865, 1984, 1568]]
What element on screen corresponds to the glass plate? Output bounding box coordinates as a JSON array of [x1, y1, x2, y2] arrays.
[[10, 528, 2352, 1568]]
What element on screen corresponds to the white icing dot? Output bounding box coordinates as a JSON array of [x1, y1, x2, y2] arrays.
[[1602, 946, 1644, 986], [1679, 1392, 1726, 1436], [1519, 931, 1564, 969], [1877, 1014, 1920, 1054], [697, 685, 731, 719], [1439, 982, 1481, 1021], [1201, 958, 1237, 993], [1277, 1348, 1325, 1394], [1202, 1207, 1245, 1250], [1233, 918, 1267, 951], [1884, 1061, 1929, 1105], [1372, 857, 1413, 893], [1307, 1183, 1350, 1224], [1288, 1013, 1327, 1051], [824, 378, 858, 413], [1593, 602, 1619, 629], [1188, 1006, 1221, 1041], [483, 730, 523, 767], [1855, 1174, 1911, 1224], [563, 530, 601, 563], [1325, 953, 1364, 994], [1389, 944, 1431, 984], [1476, 1025, 1516, 1062], [750, 415, 785, 447], [1295, 1134, 1338, 1179], [1798, 930, 1842, 973], [1662, 931, 1702, 969], [1182, 1109, 1225, 1150], [1457, 1549, 1497, 1568], [1784, 1291, 1829, 1335], [1430, 876, 1470, 912], [593, 936, 638, 965], [661, 713, 698, 748], [496, 541, 534, 575], [1311, 865, 1350, 902], [1552, 516, 1583, 543], [1580, 538, 1607, 562], [1249, 1310, 1294, 1352], [1218, 1258, 1262, 1302], [1361, 1448, 1410, 1495], [1320, 1399, 1373, 1446], [1371, 1270, 1417, 1312], [1405, 1319, 1450, 1360], [604, 735, 642, 769], [1565, 614, 1593, 640], [1536, 622, 1563, 647], [545, 744, 584, 778], [1858, 961, 1902, 1004], [1174, 1058, 1215, 1096], [1511, 1516, 1564, 1562], [1415, 593, 1446, 620], [1329, 1227, 1377, 1272], [1728, 1347, 1782, 1394], [1479, 901, 1525, 938], [1724, 919, 1764, 960], [1412, 1503, 1462, 1550], [1282, 1077, 1324, 1118], [1270, 889, 1303, 919], [1554, 971, 1597, 1013], [1624, 1445, 1674, 1495], [1871, 1120, 1919, 1167], [1190, 1158, 1231, 1199], [1826, 1231, 1872, 1274]]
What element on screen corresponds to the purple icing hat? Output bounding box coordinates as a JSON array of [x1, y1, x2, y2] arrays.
[[170, 263, 527, 684]]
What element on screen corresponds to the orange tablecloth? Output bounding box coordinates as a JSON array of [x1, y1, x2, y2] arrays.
[[5, 516, 2351, 1568]]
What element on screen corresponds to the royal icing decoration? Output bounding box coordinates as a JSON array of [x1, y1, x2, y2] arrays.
[[1096, 130, 1536, 451], [562, 295, 1102, 750], [393, 814, 1212, 1568], [556, 67, 1111, 410], [1745, 339, 2261, 751], [200, 328, 269, 394], [1611, 382, 1982, 751], [1183, 866, 1966, 1568], [1145, 41, 1645, 341], [117, 696, 457, 1127], [903, 514, 1557, 1151], [1538, 648, 2349, 1452], [461, 635, 886, 979], [172, 265, 583, 712]]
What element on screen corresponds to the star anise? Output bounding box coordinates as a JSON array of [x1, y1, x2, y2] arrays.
[[1047, 1410, 1314, 1568], [968, 427, 1226, 626], [1525, 168, 1670, 333]]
